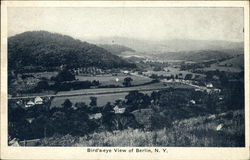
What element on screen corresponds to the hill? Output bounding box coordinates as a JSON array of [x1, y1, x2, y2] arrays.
[[153, 49, 244, 62], [203, 54, 244, 72], [97, 44, 135, 56], [8, 31, 136, 71], [84, 36, 244, 53]]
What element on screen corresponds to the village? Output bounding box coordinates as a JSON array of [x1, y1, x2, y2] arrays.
[[8, 61, 234, 147]]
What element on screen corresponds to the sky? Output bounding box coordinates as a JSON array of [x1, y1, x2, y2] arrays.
[[8, 7, 244, 42]]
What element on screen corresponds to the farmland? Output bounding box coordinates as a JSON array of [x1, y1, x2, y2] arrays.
[[50, 82, 192, 108], [76, 74, 152, 86]]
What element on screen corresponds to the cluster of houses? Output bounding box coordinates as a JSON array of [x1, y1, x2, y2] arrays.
[[88, 105, 126, 120], [15, 96, 45, 108], [73, 67, 104, 75]]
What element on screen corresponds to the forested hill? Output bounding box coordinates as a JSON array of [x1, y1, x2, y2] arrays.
[[8, 31, 136, 71]]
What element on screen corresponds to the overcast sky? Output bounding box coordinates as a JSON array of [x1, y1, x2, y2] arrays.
[[8, 7, 243, 42]]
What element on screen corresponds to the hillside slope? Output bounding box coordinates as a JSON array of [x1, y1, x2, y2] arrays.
[[8, 31, 135, 71], [153, 49, 243, 62]]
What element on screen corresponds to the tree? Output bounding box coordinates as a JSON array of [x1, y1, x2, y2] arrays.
[[75, 102, 88, 112], [89, 97, 97, 106], [184, 74, 193, 80], [125, 91, 147, 111], [123, 77, 133, 87], [54, 69, 75, 82], [36, 80, 49, 91], [62, 99, 72, 110], [103, 102, 114, 114]]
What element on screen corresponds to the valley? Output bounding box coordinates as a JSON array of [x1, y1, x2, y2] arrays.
[[7, 31, 245, 147]]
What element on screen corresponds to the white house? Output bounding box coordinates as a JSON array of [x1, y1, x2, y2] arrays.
[[114, 106, 126, 114], [123, 70, 129, 74], [190, 100, 196, 104], [89, 113, 102, 120], [25, 100, 35, 108], [34, 96, 43, 104], [206, 83, 213, 88]]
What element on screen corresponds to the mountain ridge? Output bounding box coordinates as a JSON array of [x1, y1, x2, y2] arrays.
[[8, 31, 136, 71]]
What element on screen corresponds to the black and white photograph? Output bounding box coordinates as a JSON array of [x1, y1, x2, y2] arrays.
[[1, 1, 249, 158]]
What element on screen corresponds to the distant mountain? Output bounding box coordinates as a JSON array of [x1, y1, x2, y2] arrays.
[[8, 31, 136, 71], [153, 48, 244, 62], [84, 37, 244, 53], [97, 44, 135, 56]]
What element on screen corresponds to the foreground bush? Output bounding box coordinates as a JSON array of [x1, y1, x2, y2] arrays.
[[40, 110, 244, 147]]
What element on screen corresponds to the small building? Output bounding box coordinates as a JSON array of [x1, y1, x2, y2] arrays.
[[113, 106, 126, 114], [25, 100, 35, 108], [89, 113, 102, 120], [34, 96, 43, 104], [115, 78, 119, 82]]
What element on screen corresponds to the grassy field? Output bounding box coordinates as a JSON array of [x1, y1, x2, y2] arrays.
[[76, 74, 152, 86], [50, 91, 153, 108], [40, 109, 244, 147], [51, 82, 192, 108]]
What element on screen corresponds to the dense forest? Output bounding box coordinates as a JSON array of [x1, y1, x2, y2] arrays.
[[8, 31, 136, 72]]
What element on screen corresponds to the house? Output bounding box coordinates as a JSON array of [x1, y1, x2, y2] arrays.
[[213, 88, 221, 93], [26, 118, 35, 124], [34, 96, 43, 104], [89, 113, 102, 120], [206, 82, 213, 88], [190, 100, 196, 104], [16, 100, 22, 105], [123, 70, 129, 74], [25, 100, 35, 108], [113, 106, 126, 114]]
